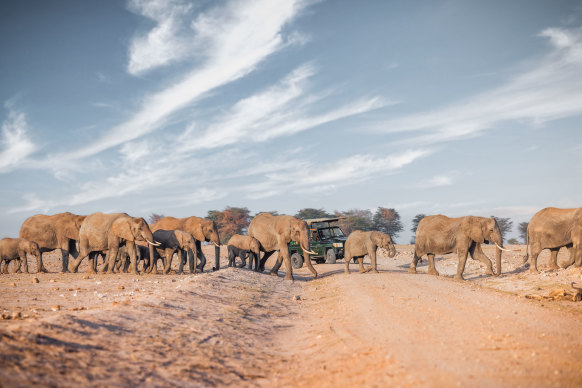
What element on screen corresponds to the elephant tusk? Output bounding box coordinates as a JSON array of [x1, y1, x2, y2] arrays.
[[300, 243, 317, 256], [213, 242, 221, 247], [147, 239, 161, 247], [494, 243, 519, 252]]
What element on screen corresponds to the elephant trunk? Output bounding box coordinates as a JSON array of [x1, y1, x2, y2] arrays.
[[388, 244, 396, 258], [214, 244, 220, 271]]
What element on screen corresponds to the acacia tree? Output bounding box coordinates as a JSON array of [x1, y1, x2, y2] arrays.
[[518, 222, 529, 244], [491, 216, 513, 242], [372, 207, 403, 240], [335, 209, 373, 235], [410, 214, 426, 244], [206, 207, 252, 242], [295, 208, 333, 220], [148, 213, 165, 224]]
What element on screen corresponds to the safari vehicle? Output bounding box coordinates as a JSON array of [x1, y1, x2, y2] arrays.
[[288, 218, 347, 269]]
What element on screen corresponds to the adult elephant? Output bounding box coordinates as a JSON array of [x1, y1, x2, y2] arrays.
[[344, 231, 396, 274], [248, 213, 317, 281], [523, 207, 582, 273], [19, 212, 86, 273], [69, 213, 158, 274], [150, 216, 220, 271], [409, 215, 510, 280]]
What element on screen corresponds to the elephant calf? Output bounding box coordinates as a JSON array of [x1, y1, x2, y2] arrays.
[[0, 238, 41, 274], [227, 234, 260, 270], [344, 231, 396, 274], [151, 230, 198, 274]]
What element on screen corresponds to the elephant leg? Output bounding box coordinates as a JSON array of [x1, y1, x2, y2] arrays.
[[104, 246, 119, 274], [368, 249, 379, 273], [358, 257, 366, 273], [86, 252, 97, 274], [529, 244, 542, 274], [270, 254, 284, 276], [195, 241, 206, 271], [228, 250, 235, 267], [259, 251, 273, 272], [20, 253, 29, 274], [344, 253, 351, 274], [454, 249, 469, 280], [470, 243, 494, 276], [427, 253, 439, 276], [177, 250, 186, 274], [409, 250, 421, 274], [560, 246, 575, 268], [239, 252, 247, 268], [548, 248, 560, 270], [163, 250, 173, 274], [59, 239, 71, 273], [36, 251, 48, 273], [277, 245, 293, 281]]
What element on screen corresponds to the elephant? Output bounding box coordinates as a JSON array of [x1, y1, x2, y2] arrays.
[[523, 207, 582, 273], [0, 238, 40, 274], [227, 234, 260, 270], [248, 213, 317, 281], [19, 212, 86, 273], [149, 229, 198, 274], [409, 215, 509, 280], [151, 216, 220, 272], [69, 213, 158, 274], [92, 244, 144, 273], [344, 231, 396, 274]]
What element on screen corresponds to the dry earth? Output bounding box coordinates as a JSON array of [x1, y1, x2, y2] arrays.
[[1, 245, 582, 387]]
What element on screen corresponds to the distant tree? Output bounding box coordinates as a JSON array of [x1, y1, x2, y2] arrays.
[[206, 207, 252, 242], [295, 208, 333, 220], [491, 216, 513, 242], [518, 222, 529, 244], [507, 238, 519, 245], [335, 209, 373, 235], [372, 207, 403, 240], [148, 213, 165, 224], [410, 214, 426, 244]]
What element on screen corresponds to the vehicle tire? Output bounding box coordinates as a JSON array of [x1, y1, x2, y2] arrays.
[[291, 253, 304, 269], [325, 249, 337, 264]]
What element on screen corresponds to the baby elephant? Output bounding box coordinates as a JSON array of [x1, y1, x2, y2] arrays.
[[344, 231, 396, 274], [151, 230, 198, 274], [0, 238, 41, 274], [227, 234, 260, 271]]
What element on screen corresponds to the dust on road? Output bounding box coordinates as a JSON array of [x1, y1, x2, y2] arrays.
[[1, 245, 582, 387]]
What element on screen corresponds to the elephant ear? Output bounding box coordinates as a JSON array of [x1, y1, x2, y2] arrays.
[[369, 231, 382, 246], [112, 218, 133, 242], [461, 217, 485, 243]]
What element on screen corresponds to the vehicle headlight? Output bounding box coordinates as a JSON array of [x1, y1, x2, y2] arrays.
[[333, 243, 343, 248]]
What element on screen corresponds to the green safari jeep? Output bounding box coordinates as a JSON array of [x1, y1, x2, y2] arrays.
[[288, 218, 347, 269]]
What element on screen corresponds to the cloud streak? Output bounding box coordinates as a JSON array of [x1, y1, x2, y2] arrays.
[[0, 109, 37, 173], [376, 26, 582, 145], [64, 0, 312, 161]]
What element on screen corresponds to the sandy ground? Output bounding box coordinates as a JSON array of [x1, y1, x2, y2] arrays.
[[1, 244, 582, 387]]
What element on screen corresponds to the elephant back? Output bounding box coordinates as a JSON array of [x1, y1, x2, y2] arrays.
[[19, 214, 59, 249]]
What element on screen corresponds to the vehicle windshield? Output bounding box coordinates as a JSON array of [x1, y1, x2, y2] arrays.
[[319, 227, 345, 238]]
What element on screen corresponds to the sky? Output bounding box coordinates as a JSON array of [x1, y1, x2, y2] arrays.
[[1, 0, 582, 243]]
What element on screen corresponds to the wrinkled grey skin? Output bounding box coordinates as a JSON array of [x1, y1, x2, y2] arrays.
[[410, 215, 503, 281], [523, 207, 582, 273], [0, 238, 41, 274], [344, 231, 396, 274], [150, 230, 198, 275]]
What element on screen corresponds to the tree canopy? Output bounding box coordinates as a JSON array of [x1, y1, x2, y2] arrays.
[[295, 208, 334, 220], [206, 207, 252, 242]]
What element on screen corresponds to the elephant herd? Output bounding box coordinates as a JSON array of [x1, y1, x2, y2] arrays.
[[1, 207, 581, 281]]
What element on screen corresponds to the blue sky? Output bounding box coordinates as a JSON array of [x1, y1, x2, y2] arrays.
[[1, 0, 581, 243]]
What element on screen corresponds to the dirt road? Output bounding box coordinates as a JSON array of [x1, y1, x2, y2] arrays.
[[1, 245, 582, 386]]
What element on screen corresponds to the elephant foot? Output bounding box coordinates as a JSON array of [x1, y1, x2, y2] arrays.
[[269, 271, 278, 277], [453, 275, 465, 281], [485, 269, 494, 276], [284, 275, 294, 281], [428, 269, 440, 276], [38, 267, 48, 273], [408, 267, 417, 274], [370, 269, 379, 274], [548, 265, 560, 271], [529, 268, 540, 274]]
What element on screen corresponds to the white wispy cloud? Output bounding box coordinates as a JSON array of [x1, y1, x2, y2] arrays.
[[178, 63, 390, 151], [244, 149, 430, 199], [127, 0, 194, 75], [63, 0, 312, 161], [0, 109, 37, 173], [376, 26, 582, 145], [424, 174, 454, 188]]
